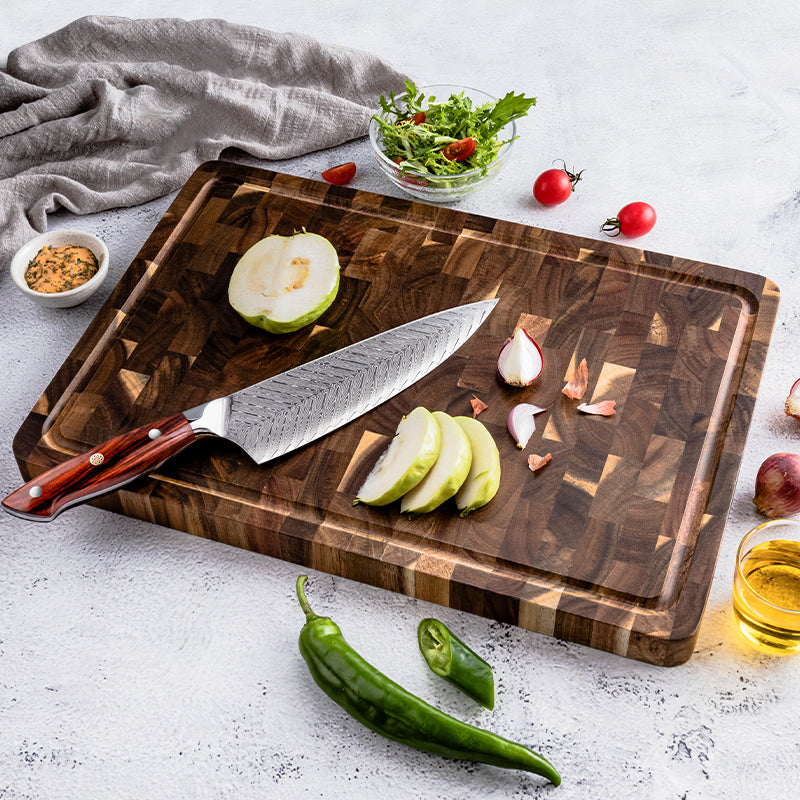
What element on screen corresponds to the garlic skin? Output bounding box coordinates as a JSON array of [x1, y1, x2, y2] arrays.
[[753, 452, 800, 518], [507, 403, 547, 449], [497, 327, 543, 387], [785, 378, 800, 420]]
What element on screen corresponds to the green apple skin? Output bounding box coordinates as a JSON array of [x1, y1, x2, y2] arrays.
[[355, 407, 441, 507], [400, 411, 472, 514], [229, 231, 340, 334], [453, 416, 501, 517]]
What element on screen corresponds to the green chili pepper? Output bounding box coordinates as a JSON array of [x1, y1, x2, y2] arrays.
[[417, 617, 495, 710], [295, 576, 561, 786]]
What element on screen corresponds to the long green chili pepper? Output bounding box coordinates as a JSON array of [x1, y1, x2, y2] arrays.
[[295, 575, 561, 786], [418, 617, 495, 710]]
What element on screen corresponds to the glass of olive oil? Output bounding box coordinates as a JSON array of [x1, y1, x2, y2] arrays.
[[733, 519, 800, 653]]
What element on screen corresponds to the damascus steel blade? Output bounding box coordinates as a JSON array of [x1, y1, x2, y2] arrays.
[[220, 299, 497, 463]]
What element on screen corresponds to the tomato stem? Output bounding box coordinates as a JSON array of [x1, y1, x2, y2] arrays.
[[554, 159, 584, 190], [601, 218, 621, 236]]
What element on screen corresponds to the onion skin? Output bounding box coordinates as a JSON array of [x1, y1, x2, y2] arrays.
[[470, 395, 488, 418], [753, 452, 800, 518], [528, 453, 552, 472], [576, 400, 616, 416], [562, 358, 588, 400]]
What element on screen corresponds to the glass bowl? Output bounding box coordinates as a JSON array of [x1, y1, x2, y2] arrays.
[[368, 84, 516, 203], [733, 518, 800, 653]]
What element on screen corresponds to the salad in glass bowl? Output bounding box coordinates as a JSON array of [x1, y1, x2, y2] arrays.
[[369, 80, 536, 202]]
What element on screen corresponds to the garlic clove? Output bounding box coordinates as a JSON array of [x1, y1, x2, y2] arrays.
[[577, 400, 616, 416], [527, 453, 552, 472], [507, 403, 547, 449], [753, 452, 800, 518], [562, 358, 589, 399], [497, 327, 543, 387], [785, 379, 800, 420], [470, 394, 488, 418]]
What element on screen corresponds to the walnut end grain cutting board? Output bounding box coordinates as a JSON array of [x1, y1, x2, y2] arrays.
[[12, 160, 779, 666]]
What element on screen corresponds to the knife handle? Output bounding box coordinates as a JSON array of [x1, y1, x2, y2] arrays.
[[2, 413, 197, 522]]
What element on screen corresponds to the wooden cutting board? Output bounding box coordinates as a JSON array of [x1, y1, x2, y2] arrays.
[[12, 160, 779, 666]]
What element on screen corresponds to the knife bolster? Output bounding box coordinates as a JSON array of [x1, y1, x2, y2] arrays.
[[185, 397, 230, 438]]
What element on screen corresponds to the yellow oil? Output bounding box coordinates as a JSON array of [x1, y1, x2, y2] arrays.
[[733, 538, 800, 653]]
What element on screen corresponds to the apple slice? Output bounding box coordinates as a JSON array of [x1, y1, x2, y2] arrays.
[[228, 231, 340, 334], [453, 416, 501, 517], [355, 407, 441, 506], [400, 412, 472, 514]]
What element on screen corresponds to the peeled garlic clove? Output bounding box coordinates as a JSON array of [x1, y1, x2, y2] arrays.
[[753, 452, 800, 518], [577, 400, 616, 416], [562, 358, 589, 399], [497, 327, 543, 387], [785, 379, 800, 420], [507, 403, 547, 449]]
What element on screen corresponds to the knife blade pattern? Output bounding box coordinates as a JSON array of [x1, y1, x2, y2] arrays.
[[224, 300, 497, 463]]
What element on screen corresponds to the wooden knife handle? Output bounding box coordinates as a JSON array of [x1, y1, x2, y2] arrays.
[[2, 413, 198, 522]]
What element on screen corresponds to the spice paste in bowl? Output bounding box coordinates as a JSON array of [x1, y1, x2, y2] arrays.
[[25, 244, 99, 293]]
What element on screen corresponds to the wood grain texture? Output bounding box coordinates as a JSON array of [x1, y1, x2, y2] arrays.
[[11, 161, 780, 666]]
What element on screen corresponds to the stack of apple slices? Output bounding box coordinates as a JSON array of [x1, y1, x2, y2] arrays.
[[355, 407, 501, 517]]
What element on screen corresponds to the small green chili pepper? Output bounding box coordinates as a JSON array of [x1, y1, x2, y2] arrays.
[[418, 617, 495, 710], [295, 575, 561, 786]]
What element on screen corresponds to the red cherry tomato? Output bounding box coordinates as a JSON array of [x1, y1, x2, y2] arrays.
[[392, 156, 428, 186], [401, 173, 430, 187], [602, 202, 657, 237], [321, 162, 357, 185], [441, 137, 477, 162], [397, 112, 426, 125], [534, 169, 572, 205], [533, 162, 583, 205]]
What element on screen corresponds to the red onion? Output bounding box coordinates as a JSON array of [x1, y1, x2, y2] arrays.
[[785, 378, 800, 421], [497, 328, 543, 387], [507, 403, 547, 449], [753, 452, 800, 518]]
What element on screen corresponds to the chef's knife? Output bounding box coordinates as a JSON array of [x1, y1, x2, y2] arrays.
[[3, 299, 497, 521]]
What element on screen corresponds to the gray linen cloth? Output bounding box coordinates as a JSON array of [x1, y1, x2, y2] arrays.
[[0, 15, 407, 267]]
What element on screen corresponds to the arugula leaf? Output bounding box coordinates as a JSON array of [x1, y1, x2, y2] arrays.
[[483, 91, 537, 135], [373, 81, 536, 177]]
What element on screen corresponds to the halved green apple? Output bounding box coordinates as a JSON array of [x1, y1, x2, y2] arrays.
[[400, 412, 472, 514], [355, 407, 441, 506], [453, 416, 501, 517], [228, 231, 340, 333]]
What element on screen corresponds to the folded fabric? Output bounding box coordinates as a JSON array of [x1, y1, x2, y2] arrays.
[[0, 15, 407, 268]]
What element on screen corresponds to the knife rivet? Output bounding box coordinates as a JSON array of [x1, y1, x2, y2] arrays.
[[89, 453, 104, 466], [148, 429, 162, 440], [29, 485, 43, 498]]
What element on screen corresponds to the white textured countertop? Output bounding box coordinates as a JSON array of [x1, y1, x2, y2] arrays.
[[2, 2, 799, 798]]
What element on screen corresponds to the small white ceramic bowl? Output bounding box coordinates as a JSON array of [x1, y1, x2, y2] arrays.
[[9, 229, 109, 308]]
